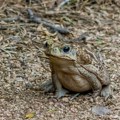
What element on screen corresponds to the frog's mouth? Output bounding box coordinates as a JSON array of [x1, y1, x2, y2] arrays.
[[47, 54, 76, 66], [46, 53, 76, 61]]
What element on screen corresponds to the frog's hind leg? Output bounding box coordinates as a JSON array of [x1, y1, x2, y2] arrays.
[[77, 65, 102, 96], [100, 85, 112, 100]]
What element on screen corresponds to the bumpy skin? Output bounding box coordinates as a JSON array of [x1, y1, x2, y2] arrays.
[[42, 42, 112, 99]]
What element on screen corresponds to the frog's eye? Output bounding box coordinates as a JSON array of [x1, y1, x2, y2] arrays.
[[63, 46, 70, 53]]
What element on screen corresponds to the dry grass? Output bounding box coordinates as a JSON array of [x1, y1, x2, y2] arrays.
[[0, 0, 120, 120]]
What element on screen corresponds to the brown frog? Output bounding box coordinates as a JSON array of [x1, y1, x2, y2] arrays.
[[41, 41, 112, 99]]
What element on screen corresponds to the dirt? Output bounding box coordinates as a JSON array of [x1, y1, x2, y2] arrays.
[[0, 0, 120, 120]]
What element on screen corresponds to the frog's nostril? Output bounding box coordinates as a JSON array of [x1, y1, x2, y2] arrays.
[[63, 46, 70, 53]]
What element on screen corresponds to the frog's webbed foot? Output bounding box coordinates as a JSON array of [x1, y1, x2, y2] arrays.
[[55, 88, 69, 98], [100, 85, 112, 100], [40, 80, 55, 92]]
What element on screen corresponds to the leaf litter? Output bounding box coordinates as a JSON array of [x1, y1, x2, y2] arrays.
[[0, 0, 120, 120]]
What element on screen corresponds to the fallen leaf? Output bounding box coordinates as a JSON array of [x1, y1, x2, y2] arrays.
[[25, 112, 35, 119]]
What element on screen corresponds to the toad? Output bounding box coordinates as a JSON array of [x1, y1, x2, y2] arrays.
[[41, 41, 112, 99]]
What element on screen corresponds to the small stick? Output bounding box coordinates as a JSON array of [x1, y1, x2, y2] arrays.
[[70, 93, 80, 100], [27, 8, 70, 34], [57, 32, 88, 43], [57, 0, 70, 9], [0, 16, 20, 22]]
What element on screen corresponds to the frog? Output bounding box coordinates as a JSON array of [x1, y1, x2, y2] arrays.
[[41, 40, 112, 100]]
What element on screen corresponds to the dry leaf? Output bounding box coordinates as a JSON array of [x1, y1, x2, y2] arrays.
[[25, 112, 35, 119]]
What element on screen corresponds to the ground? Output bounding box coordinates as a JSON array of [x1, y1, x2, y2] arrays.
[[0, 0, 120, 120]]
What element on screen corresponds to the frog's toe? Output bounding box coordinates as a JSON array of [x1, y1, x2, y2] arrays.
[[55, 89, 69, 98], [101, 85, 112, 100]]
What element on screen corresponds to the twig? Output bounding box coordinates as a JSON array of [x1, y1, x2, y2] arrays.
[[71, 33, 88, 43], [57, 0, 70, 9], [0, 23, 37, 30], [0, 26, 8, 30], [27, 8, 70, 34], [0, 16, 21, 22], [39, 10, 95, 24], [57, 32, 88, 43], [70, 93, 80, 100]]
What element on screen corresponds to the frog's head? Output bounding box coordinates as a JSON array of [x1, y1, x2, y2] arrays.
[[44, 40, 77, 61]]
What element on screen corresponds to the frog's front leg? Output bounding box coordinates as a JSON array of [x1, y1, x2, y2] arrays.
[[52, 74, 69, 98], [77, 64, 102, 96]]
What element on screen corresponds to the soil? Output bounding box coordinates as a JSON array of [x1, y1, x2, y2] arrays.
[[0, 1, 120, 120]]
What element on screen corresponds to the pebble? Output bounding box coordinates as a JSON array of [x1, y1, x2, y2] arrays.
[[62, 97, 69, 102]]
